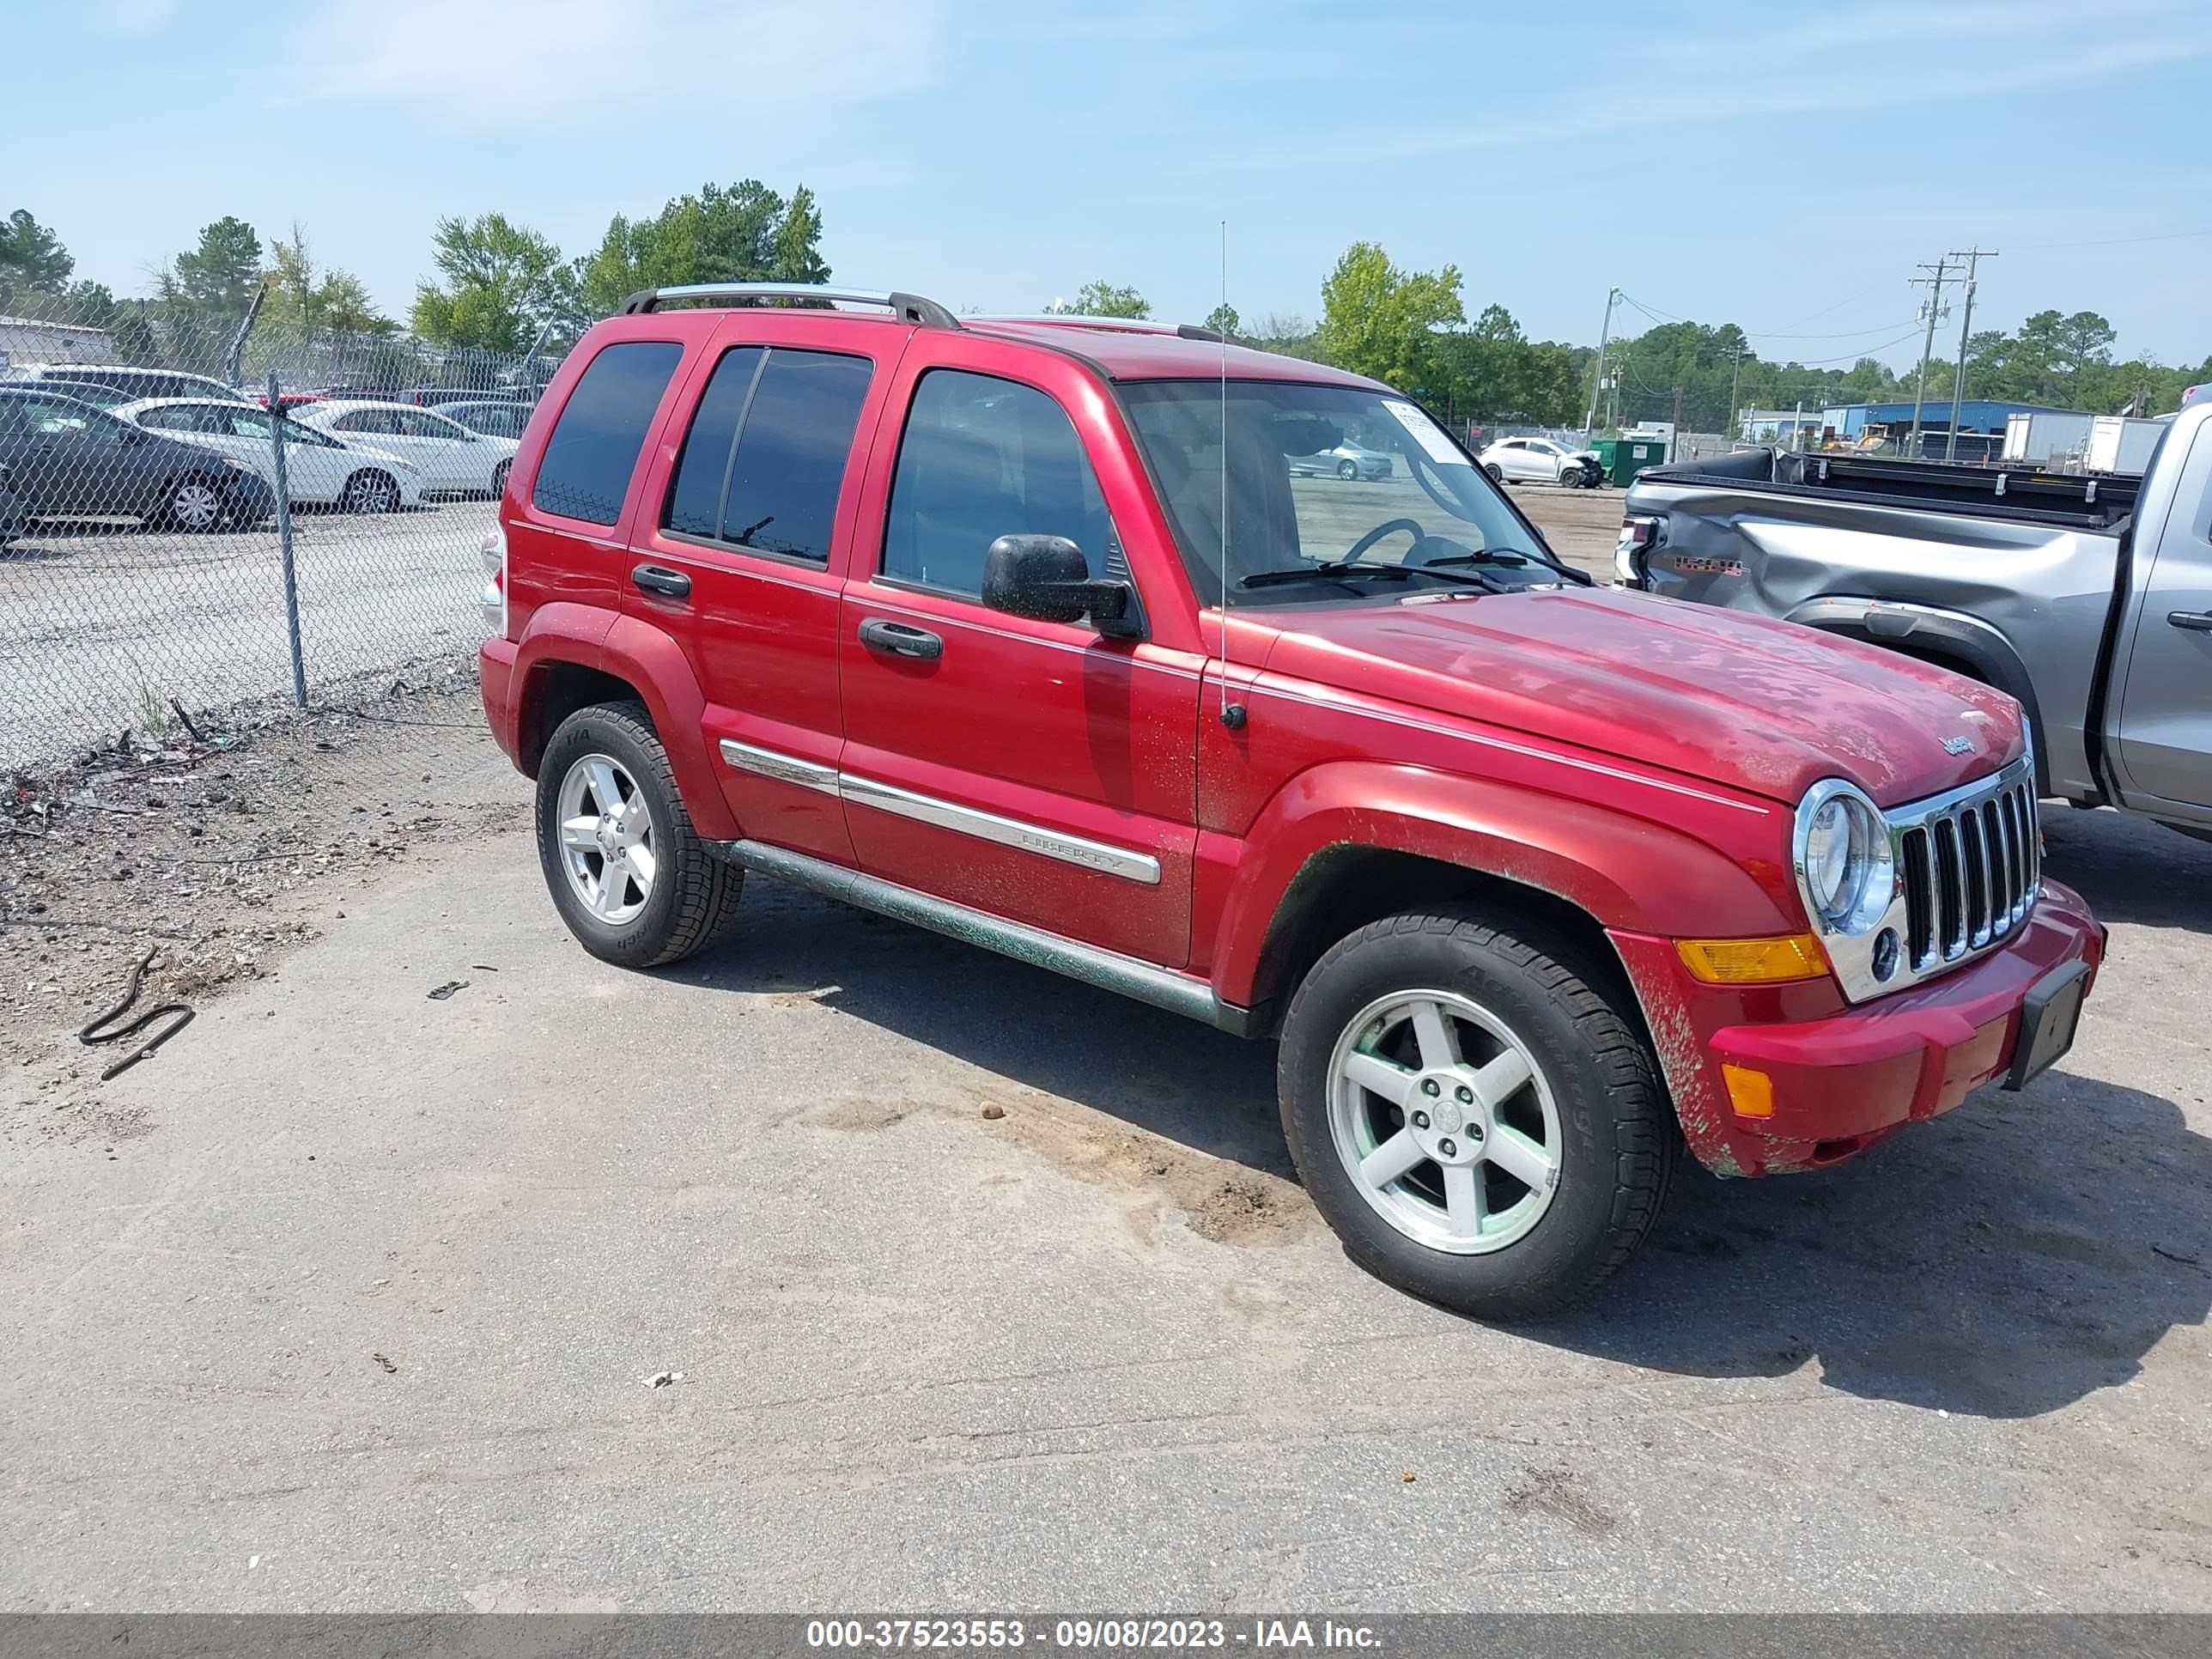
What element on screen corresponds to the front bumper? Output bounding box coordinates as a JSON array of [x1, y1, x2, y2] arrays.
[[1611, 878, 2106, 1176]]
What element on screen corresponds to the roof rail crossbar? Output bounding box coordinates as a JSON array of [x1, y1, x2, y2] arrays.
[[617, 283, 960, 329]]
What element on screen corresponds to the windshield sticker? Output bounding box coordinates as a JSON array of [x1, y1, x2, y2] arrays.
[[1383, 399, 1462, 465]]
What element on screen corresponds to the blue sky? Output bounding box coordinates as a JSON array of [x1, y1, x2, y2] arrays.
[[15, 0, 2212, 370]]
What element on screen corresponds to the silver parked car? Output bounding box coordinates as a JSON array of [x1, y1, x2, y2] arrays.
[[1618, 399, 2212, 843], [1289, 441, 1395, 481]]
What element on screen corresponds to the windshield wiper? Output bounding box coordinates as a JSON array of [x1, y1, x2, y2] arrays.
[[1419, 548, 1592, 586], [1240, 561, 1506, 593]]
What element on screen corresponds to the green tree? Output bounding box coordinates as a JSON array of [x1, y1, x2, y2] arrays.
[[1070, 281, 1150, 319], [1314, 241, 1463, 393], [263, 225, 392, 338], [412, 213, 579, 353], [1203, 302, 1240, 338], [1246, 312, 1322, 362], [0, 208, 73, 298], [162, 216, 264, 313], [574, 180, 830, 316]]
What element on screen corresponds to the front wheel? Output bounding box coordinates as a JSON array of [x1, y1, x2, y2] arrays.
[[342, 469, 400, 514], [1278, 909, 1677, 1320], [536, 701, 743, 969], [1484, 462, 1504, 483], [1338, 459, 1359, 480]]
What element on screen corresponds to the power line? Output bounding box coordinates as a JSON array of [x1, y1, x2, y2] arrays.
[[1617, 289, 1923, 342]]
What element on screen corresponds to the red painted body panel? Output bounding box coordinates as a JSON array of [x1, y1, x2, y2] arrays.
[[1251, 587, 2023, 810], [835, 328, 1205, 963], [484, 307, 2107, 1182], [1609, 879, 2104, 1176]]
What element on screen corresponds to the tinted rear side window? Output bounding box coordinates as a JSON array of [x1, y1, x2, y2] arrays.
[[661, 347, 871, 562], [532, 341, 683, 526], [664, 348, 763, 539]]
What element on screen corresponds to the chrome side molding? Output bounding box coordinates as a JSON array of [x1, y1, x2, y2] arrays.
[[719, 738, 1161, 884], [836, 774, 1162, 885], [714, 838, 1250, 1036], [719, 738, 839, 796]]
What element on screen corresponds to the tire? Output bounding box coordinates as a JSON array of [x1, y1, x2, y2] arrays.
[[1338, 459, 1359, 481], [1278, 908, 1677, 1320], [342, 469, 400, 515], [159, 474, 228, 532], [491, 459, 511, 498], [1484, 462, 1504, 483], [536, 700, 743, 969]]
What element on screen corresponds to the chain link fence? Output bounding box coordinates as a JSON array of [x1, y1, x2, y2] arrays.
[[3, 295, 568, 772]]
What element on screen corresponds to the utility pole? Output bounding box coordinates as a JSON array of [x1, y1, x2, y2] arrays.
[[1906, 256, 1952, 460], [1723, 343, 1751, 442], [1583, 285, 1620, 438], [1944, 248, 1995, 461]]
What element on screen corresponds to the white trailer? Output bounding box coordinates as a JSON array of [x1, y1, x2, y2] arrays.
[[2086, 415, 2168, 475], [2001, 410, 2094, 465]]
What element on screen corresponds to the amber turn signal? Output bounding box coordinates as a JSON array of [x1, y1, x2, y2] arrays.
[[1722, 1063, 1776, 1118], [1674, 933, 1828, 985]]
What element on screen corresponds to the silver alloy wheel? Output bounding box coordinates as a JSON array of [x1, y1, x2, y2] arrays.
[[171, 480, 223, 530], [555, 751, 656, 927], [1327, 988, 1563, 1255], [1339, 459, 1358, 480], [344, 471, 398, 514]]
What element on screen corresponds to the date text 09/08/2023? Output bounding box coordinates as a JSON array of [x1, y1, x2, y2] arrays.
[[805, 1618, 1383, 1650]]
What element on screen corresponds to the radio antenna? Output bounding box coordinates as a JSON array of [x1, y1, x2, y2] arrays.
[[1217, 219, 1245, 730]]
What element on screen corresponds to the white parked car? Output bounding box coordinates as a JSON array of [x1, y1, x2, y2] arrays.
[[293, 400, 519, 496], [115, 398, 425, 514], [1479, 435, 1601, 488]]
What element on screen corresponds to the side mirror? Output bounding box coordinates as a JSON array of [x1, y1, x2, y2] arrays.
[[981, 535, 1139, 636]]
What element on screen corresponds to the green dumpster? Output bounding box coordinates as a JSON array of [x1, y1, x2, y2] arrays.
[[1593, 438, 1668, 488]]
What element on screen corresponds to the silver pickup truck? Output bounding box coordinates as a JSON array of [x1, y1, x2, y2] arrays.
[[1618, 398, 2212, 842]]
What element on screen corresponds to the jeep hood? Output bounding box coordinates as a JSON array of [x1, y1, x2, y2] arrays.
[[1255, 585, 2022, 807]]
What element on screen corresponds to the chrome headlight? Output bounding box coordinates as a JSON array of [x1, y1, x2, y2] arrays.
[[1794, 779, 1893, 936]]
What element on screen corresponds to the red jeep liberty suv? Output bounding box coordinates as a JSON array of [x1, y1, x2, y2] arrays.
[[478, 284, 2105, 1318]]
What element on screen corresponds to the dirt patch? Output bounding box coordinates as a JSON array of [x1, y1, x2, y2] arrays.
[[974, 1091, 1319, 1249], [774, 1096, 921, 1133], [768, 1082, 1319, 1249], [1504, 1464, 1617, 1535], [3, 685, 520, 1134]]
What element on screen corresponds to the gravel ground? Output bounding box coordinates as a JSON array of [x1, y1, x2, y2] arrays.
[[1, 749, 2207, 1612]]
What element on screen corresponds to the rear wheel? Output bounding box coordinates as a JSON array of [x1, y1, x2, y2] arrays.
[[536, 701, 743, 969], [342, 469, 400, 514], [161, 475, 227, 532], [1279, 908, 1677, 1319]]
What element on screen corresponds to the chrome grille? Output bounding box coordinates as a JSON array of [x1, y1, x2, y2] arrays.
[[1896, 766, 2039, 976]]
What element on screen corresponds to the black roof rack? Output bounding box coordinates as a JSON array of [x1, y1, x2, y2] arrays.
[[617, 283, 959, 330]]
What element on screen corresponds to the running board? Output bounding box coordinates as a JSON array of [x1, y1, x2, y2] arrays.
[[714, 839, 1255, 1036]]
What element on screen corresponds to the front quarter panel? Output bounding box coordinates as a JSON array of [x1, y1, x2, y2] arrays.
[[1207, 757, 1800, 1008]]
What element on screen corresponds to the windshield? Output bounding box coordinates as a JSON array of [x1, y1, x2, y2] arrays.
[[1121, 380, 1570, 606]]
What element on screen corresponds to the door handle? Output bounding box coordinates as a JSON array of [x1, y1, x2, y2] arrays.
[[858, 617, 944, 660], [630, 563, 690, 600], [2169, 611, 2212, 633]]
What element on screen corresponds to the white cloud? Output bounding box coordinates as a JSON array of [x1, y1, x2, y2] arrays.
[[1248, 0, 2207, 170], [282, 0, 945, 129]]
